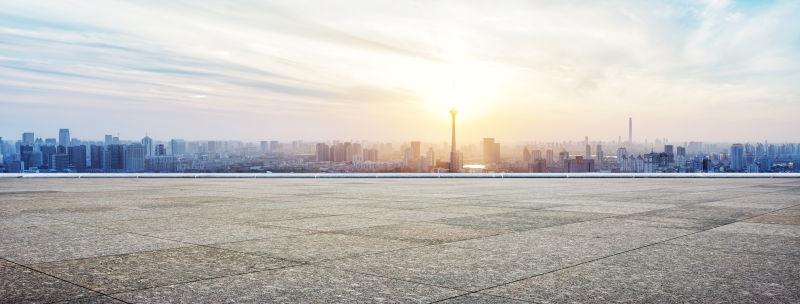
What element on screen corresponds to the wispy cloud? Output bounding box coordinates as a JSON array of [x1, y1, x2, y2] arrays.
[[0, 0, 798, 141]]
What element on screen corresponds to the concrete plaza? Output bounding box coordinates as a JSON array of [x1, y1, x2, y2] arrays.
[[1, 178, 798, 303]]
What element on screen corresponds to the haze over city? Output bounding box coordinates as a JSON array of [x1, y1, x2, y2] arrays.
[[2, 1, 799, 142]]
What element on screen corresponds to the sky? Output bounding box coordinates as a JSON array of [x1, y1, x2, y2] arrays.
[[1, 0, 799, 143]]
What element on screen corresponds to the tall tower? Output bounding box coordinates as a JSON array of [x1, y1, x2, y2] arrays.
[[450, 108, 457, 154], [59, 129, 70, 147], [628, 117, 632, 144], [449, 108, 461, 173]]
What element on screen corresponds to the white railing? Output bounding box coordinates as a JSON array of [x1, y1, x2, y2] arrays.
[[0, 173, 799, 178]]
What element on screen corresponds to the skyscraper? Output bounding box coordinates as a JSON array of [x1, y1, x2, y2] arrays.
[[155, 144, 166, 156], [105, 144, 125, 171], [170, 139, 186, 155], [22, 132, 34, 145], [410, 141, 421, 161], [104, 135, 113, 146], [124, 143, 145, 172], [67, 145, 87, 170], [59, 129, 70, 147], [596, 144, 604, 164], [141, 135, 153, 157], [482, 138, 500, 165], [39, 145, 56, 169], [449, 108, 461, 173], [522, 147, 531, 163], [90, 145, 104, 170], [316, 143, 330, 161], [585, 144, 591, 159], [20, 145, 34, 169], [730, 144, 745, 172], [628, 117, 632, 144]]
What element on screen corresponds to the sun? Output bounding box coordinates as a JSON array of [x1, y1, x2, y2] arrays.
[[415, 60, 509, 120]]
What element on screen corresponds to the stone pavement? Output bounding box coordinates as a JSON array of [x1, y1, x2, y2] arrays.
[[0, 178, 798, 303]]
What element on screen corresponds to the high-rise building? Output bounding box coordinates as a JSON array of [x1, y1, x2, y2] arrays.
[[425, 147, 435, 167], [39, 145, 57, 169], [585, 144, 591, 159], [51, 153, 70, 171], [545, 149, 554, 165], [145, 156, 177, 172], [363, 148, 379, 162], [664, 145, 674, 155], [22, 132, 34, 145], [105, 144, 125, 171], [730, 144, 745, 172], [449, 108, 460, 173], [67, 145, 87, 170], [124, 144, 145, 172], [170, 139, 186, 155], [532, 149, 542, 161], [596, 144, 604, 165], [20, 145, 34, 169], [316, 143, 330, 162], [155, 144, 166, 156], [260, 141, 269, 153], [90, 145, 104, 170], [410, 141, 421, 161], [628, 117, 632, 144], [482, 138, 500, 164], [558, 150, 570, 164], [104, 135, 113, 146], [141, 135, 153, 157], [522, 147, 531, 163], [59, 129, 70, 147], [563, 156, 595, 173]]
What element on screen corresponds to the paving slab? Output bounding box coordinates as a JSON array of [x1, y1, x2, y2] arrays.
[[2, 178, 799, 303], [33, 246, 295, 293], [264, 215, 401, 232], [437, 293, 531, 303], [339, 221, 504, 243], [0, 259, 98, 303], [113, 265, 464, 303], [0, 233, 188, 264], [665, 230, 800, 256], [708, 222, 800, 237], [598, 244, 800, 284], [144, 223, 310, 245], [215, 233, 422, 262], [438, 210, 609, 232], [321, 245, 568, 291]]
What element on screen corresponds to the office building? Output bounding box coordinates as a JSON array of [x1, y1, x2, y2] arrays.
[[522, 147, 531, 163], [482, 138, 500, 165], [170, 139, 186, 155], [155, 144, 166, 156], [90, 145, 104, 170], [316, 143, 330, 161], [730, 144, 745, 172], [67, 145, 87, 170], [124, 144, 145, 172], [141, 135, 153, 157], [564, 156, 595, 173], [22, 132, 34, 145], [59, 129, 70, 147], [105, 144, 125, 171]]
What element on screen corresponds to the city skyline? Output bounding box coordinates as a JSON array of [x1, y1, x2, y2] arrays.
[[3, 125, 797, 174], [2, 1, 799, 142]]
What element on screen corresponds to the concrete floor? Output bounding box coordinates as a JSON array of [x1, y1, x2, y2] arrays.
[[0, 178, 798, 303]]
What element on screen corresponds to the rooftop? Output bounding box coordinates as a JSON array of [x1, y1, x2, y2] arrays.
[[1, 178, 798, 303]]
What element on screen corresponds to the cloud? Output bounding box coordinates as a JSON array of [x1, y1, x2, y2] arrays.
[[0, 0, 798, 142]]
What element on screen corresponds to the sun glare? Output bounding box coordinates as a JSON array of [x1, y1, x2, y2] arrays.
[[416, 60, 509, 120]]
